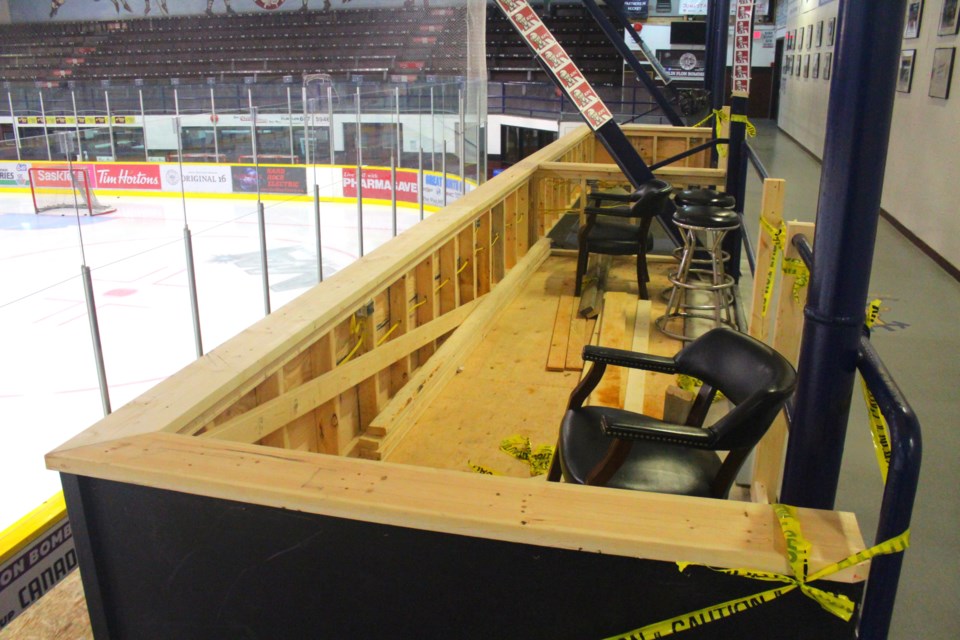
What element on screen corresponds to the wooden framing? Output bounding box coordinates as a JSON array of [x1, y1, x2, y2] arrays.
[[45, 125, 865, 638]]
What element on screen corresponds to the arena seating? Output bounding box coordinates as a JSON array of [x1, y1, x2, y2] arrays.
[[0, 4, 623, 87]]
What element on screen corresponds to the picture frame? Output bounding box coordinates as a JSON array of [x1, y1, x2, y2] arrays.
[[796, 54, 802, 76], [827, 17, 836, 46], [929, 47, 955, 98], [897, 50, 917, 92], [813, 53, 821, 79], [939, 0, 960, 35], [803, 54, 810, 78], [807, 23, 814, 49], [816, 21, 824, 47], [824, 52, 833, 81], [798, 26, 804, 51], [905, 1, 924, 39]]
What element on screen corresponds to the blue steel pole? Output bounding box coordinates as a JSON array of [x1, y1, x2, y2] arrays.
[[780, 1, 908, 509], [707, 0, 731, 112]]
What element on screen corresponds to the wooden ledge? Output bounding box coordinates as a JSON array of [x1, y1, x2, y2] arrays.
[[47, 432, 867, 584]]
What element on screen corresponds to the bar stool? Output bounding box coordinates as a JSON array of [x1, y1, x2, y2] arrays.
[[656, 205, 740, 341]]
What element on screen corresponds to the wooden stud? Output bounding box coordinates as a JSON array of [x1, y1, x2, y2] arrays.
[[388, 276, 412, 396], [747, 179, 787, 342], [476, 211, 492, 296], [623, 299, 651, 413], [504, 190, 518, 270], [491, 202, 506, 285], [456, 226, 476, 304]]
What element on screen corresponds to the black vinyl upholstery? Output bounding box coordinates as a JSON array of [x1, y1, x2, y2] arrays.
[[551, 328, 797, 499], [575, 178, 674, 299]]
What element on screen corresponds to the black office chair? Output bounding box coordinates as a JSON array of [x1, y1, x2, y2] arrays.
[[575, 178, 674, 299], [547, 328, 797, 499]]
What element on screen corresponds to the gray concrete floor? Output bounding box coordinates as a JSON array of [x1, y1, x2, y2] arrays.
[[742, 120, 959, 639]]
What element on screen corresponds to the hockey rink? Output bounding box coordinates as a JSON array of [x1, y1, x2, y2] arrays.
[[0, 189, 428, 530]]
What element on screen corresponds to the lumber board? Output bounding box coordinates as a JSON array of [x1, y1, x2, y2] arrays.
[[623, 299, 651, 413], [578, 255, 610, 319], [564, 299, 590, 371], [748, 178, 786, 342], [46, 431, 868, 584], [752, 221, 815, 503], [199, 299, 482, 445], [359, 238, 552, 454], [589, 292, 636, 408], [547, 294, 576, 371], [662, 385, 695, 425]]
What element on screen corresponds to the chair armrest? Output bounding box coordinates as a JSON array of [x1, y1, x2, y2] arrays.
[[583, 204, 635, 218], [583, 345, 676, 374], [588, 190, 637, 205], [600, 414, 716, 448]]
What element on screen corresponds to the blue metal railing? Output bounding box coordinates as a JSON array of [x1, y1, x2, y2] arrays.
[[792, 234, 922, 639]]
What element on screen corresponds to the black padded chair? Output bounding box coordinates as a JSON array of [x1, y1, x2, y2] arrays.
[[547, 328, 797, 499], [575, 178, 674, 300]]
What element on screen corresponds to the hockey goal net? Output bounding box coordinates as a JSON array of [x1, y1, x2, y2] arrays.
[[28, 167, 116, 216]]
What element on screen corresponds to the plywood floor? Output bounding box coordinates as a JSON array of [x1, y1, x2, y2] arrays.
[[387, 253, 683, 476]]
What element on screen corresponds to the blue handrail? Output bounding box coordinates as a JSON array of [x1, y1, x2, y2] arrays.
[[793, 233, 922, 639]]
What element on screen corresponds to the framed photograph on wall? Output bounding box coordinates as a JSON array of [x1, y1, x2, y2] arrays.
[[930, 47, 955, 98], [803, 55, 810, 78], [796, 54, 803, 76], [824, 52, 833, 80], [807, 23, 814, 49], [897, 49, 917, 92], [816, 21, 824, 47], [827, 17, 837, 46], [939, 0, 960, 35], [798, 26, 804, 51], [905, 1, 924, 38], [813, 53, 821, 78]]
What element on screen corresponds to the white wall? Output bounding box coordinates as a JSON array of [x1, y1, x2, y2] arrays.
[[778, 0, 960, 270], [776, 0, 839, 158], [883, 5, 960, 269]]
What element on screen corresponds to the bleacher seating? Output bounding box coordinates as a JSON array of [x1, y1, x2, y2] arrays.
[[0, 3, 623, 88]]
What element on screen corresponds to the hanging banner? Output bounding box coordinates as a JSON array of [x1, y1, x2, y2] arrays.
[[679, 0, 708, 14], [494, 0, 614, 131], [733, 0, 756, 97]]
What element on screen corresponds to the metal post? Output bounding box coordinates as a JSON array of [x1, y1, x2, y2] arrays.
[[258, 201, 271, 316], [176, 115, 203, 358], [301, 85, 310, 166], [73, 91, 84, 161], [81, 265, 111, 416], [390, 156, 398, 237], [476, 86, 483, 185], [395, 86, 402, 167], [138, 89, 148, 162], [7, 92, 21, 161], [441, 120, 447, 207], [356, 86, 364, 256], [314, 184, 324, 283], [105, 90, 116, 161], [707, 0, 732, 113], [287, 86, 295, 163], [211, 87, 220, 162], [38, 92, 51, 161], [418, 145, 424, 221], [458, 88, 465, 198], [174, 88, 180, 116], [429, 86, 436, 171], [781, 2, 909, 510], [327, 85, 335, 165], [250, 106, 261, 203]]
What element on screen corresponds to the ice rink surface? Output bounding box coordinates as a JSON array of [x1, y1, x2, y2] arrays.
[[0, 189, 426, 530]]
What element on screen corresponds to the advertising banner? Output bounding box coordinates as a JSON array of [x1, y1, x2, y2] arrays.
[[656, 49, 706, 80], [231, 166, 307, 195], [0, 519, 76, 632], [494, 0, 614, 131], [160, 164, 232, 193], [0, 163, 31, 188], [92, 164, 162, 190], [342, 167, 420, 204], [733, 0, 756, 97]]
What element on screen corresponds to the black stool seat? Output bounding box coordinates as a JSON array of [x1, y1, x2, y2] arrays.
[[675, 188, 736, 209], [674, 205, 740, 229]]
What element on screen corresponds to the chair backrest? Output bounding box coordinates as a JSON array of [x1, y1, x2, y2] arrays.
[[629, 178, 674, 219], [675, 327, 797, 451]]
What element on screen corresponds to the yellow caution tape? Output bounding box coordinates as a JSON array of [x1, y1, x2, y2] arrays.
[[605, 503, 910, 639], [861, 299, 892, 482], [692, 109, 729, 157], [759, 218, 786, 320], [730, 113, 758, 138], [781, 257, 810, 302], [676, 375, 724, 403], [471, 435, 556, 477]]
